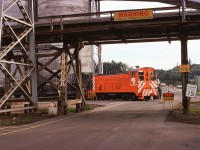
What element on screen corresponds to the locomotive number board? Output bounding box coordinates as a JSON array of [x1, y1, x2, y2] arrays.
[[162, 93, 174, 101]]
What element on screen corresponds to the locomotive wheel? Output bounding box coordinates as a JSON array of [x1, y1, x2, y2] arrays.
[[153, 96, 159, 100], [132, 95, 138, 101], [144, 96, 151, 101], [122, 94, 129, 100]]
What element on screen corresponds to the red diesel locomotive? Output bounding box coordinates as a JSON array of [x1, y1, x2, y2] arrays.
[[87, 67, 160, 100]]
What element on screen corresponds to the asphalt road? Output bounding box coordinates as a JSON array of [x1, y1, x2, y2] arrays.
[[0, 90, 200, 150]]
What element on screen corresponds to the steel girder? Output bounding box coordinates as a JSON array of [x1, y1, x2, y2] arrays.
[[98, 0, 200, 10]]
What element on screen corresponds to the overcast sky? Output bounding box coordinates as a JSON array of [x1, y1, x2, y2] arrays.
[[100, 1, 200, 70]]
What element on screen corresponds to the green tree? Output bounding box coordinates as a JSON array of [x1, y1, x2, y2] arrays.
[[156, 63, 200, 85], [103, 60, 130, 74]]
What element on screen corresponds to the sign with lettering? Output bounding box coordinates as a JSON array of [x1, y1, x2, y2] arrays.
[[114, 9, 153, 21], [186, 84, 197, 97], [162, 93, 174, 101], [179, 64, 190, 72], [60, 52, 66, 87]]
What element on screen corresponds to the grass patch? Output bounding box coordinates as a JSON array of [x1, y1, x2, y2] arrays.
[[68, 107, 76, 113], [189, 102, 200, 114], [81, 104, 92, 111], [68, 104, 93, 113], [190, 109, 200, 113], [196, 91, 200, 96]]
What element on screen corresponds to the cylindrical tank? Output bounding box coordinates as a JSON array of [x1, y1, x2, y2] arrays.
[[38, 0, 90, 17], [37, 0, 93, 73], [3, 0, 94, 73], [4, 0, 90, 18]]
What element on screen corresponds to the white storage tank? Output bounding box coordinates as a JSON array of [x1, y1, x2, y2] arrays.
[[4, 0, 90, 17], [3, 0, 95, 73], [38, 0, 90, 17], [36, 0, 93, 73]]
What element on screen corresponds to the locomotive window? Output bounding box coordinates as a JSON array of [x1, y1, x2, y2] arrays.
[[150, 71, 156, 80], [139, 76, 144, 80], [131, 71, 136, 77], [146, 72, 148, 81], [138, 71, 144, 76], [138, 71, 144, 81]]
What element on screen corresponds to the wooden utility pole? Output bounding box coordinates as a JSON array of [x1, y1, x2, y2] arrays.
[[74, 43, 84, 112], [181, 0, 190, 115], [181, 28, 190, 115], [57, 47, 67, 115]]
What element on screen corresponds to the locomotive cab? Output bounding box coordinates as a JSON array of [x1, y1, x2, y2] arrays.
[[136, 67, 159, 100]]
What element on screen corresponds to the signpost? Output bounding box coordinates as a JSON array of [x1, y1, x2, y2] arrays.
[[179, 64, 190, 72], [60, 52, 66, 88]]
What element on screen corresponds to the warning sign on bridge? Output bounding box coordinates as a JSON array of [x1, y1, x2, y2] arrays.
[[114, 9, 153, 21]]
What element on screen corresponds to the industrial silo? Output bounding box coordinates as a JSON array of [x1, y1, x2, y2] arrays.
[[36, 0, 94, 73], [3, 0, 94, 73], [36, 0, 94, 93], [4, 0, 90, 18], [38, 0, 90, 17]]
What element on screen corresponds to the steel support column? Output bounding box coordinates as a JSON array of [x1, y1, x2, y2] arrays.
[[97, 0, 100, 13], [91, 0, 100, 13], [0, 1, 9, 98], [0, 0, 3, 47], [96, 0, 102, 74], [75, 44, 83, 112], [97, 45, 103, 74], [92, 0, 103, 74], [29, 0, 38, 108], [66, 43, 86, 112]]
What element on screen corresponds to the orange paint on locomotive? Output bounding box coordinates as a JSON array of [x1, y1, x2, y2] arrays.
[[87, 67, 159, 100]]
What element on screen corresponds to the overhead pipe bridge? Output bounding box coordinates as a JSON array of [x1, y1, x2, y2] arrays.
[[1, 0, 200, 114]]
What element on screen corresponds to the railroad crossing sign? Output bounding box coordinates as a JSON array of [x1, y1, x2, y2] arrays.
[[186, 84, 197, 98], [162, 93, 174, 108], [162, 93, 174, 101]]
